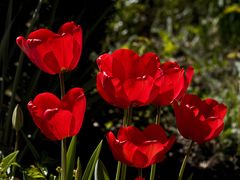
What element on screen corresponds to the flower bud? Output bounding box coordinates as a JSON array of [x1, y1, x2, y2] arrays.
[[12, 104, 23, 131]]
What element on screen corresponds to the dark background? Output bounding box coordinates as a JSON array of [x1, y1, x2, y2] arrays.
[[0, 0, 240, 179]]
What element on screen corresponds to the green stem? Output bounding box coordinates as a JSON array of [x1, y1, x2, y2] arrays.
[[11, 131, 19, 177], [14, 131, 19, 151], [123, 107, 131, 127], [61, 138, 67, 180], [115, 161, 122, 180], [120, 164, 127, 180], [155, 106, 161, 125], [115, 107, 132, 180], [178, 140, 194, 180], [59, 72, 66, 180], [150, 106, 161, 180], [150, 165, 156, 180]]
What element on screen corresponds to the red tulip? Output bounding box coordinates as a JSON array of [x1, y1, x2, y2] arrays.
[[16, 21, 82, 74], [96, 49, 161, 108], [106, 124, 175, 168], [28, 88, 86, 140], [173, 94, 227, 144], [153, 61, 194, 106]]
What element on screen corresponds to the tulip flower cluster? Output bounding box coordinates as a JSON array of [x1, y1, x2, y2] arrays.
[[16, 21, 227, 179], [17, 21, 86, 140], [96, 49, 227, 179]]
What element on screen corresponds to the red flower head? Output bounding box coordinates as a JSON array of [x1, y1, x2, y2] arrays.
[[27, 88, 86, 140], [173, 94, 227, 144], [16, 21, 82, 74], [153, 61, 194, 106], [96, 49, 161, 108], [106, 124, 175, 168]]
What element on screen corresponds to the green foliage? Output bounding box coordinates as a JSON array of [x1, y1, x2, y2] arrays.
[[67, 136, 77, 180], [0, 0, 239, 179], [23, 165, 47, 180], [82, 140, 103, 180], [100, 1, 240, 177], [0, 151, 19, 178], [103, 0, 239, 129], [94, 160, 110, 180], [74, 157, 82, 180]]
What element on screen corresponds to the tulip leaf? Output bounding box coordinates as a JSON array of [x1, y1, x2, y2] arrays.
[[82, 140, 103, 180], [67, 136, 77, 180], [0, 150, 19, 173], [94, 159, 110, 180]]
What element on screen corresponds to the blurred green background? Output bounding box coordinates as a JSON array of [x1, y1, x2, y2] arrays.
[[0, 0, 239, 179]]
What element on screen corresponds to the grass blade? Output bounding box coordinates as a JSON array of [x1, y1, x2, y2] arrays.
[[82, 140, 103, 180]]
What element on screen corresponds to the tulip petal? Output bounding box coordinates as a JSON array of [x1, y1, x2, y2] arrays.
[[138, 142, 164, 167], [58, 21, 77, 34], [153, 61, 185, 106], [202, 118, 224, 143], [112, 49, 140, 80], [106, 132, 127, 163], [143, 124, 167, 142], [46, 34, 74, 70], [118, 126, 146, 144], [204, 99, 227, 119], [16, 36, 53, 74], [97, 72, 129, 108], [123, 76, 156, 107], [63, 88, 86, 135], [96, 54, 113, 77], [27, 101, 57, 140], [152, 135, 176, 163], [28, 29, 56, 41], [180, 94, 202, 108], [173, 100, 197, 139], [32, 92, 60, 112], [45, 109, 73, 140], [140, 52, 160, 77], [123, 142, 148, 168], [58, 22, 82, 70]]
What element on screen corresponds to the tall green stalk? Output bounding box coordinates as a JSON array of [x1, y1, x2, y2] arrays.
[[3, 0, 43, 146], [115, 107, 132, 180], [178, 140, 194, 180], [150, 106, 161, 180], [59, 72, 67, 180], [115, 161, 122, 180]]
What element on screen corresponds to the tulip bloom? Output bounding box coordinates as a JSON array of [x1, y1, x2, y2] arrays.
[[16, 21, 82, 74], [173, 94, 227, 144], [153, 61, 194, 106], [28, 88, 86, 140], [96, 49, 161, 108], [106, 124, 175, 168]]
